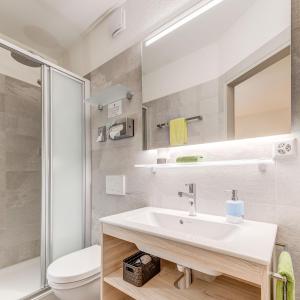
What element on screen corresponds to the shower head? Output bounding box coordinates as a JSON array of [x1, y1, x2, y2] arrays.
[[10, 51, 41, 68]]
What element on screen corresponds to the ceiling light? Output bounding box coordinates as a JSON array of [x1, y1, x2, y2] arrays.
[[144, 0, 225, 47]]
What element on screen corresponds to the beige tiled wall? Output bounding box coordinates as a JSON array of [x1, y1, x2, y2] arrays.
[[0, 74, 41, 268], [88, 3, 300, 298]]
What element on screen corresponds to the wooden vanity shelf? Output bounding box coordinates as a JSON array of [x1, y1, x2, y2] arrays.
[[101, 223, 269, 300], [104, 262, 260, 300]]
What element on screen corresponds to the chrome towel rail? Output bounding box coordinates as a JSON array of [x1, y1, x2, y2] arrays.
[[157, 115, 203, 129], [270, 272, 287, 283], [271, 242, 288, 300]]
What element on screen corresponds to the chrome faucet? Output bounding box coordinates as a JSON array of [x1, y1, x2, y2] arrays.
[[178, 183, 197, 216]]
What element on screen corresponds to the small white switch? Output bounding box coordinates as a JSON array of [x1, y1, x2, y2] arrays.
[[106, 175, 126, 195]]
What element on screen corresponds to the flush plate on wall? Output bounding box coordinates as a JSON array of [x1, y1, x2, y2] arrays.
[[273, 138, 297, 159], [106, 175, 126, 195]]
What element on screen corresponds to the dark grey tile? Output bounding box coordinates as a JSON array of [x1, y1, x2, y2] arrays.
[[5, 171, 40, 191], [0, 75, 5, 94], [0, 94, 4, 112], [5, 76, 41, 102], [5, 134, 40, 154], [0, 74, 41, 268]]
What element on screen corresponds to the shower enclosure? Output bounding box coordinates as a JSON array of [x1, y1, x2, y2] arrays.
[[0, 38, 91, 300]]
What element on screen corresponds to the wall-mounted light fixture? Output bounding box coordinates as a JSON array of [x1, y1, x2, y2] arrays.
[[144, 0, 225, 47], [85, 84, 133, 110]]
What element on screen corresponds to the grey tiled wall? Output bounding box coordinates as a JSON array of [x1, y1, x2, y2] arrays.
[[88, 4, 300, 297], [0, 74, 41, 268], [87, 44, 152, 243]]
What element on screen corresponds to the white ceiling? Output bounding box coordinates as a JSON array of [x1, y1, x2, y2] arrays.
[[0, 0, 120, 60]]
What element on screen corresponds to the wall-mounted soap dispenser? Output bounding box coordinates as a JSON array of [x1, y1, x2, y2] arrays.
[[225, 189, 244, 224]]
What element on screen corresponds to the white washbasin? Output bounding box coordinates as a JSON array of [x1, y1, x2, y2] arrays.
[[128, 211, 238, 241], [100, 207, 277, 265]]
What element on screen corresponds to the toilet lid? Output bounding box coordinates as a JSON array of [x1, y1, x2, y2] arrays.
[[47, 245, 101, 284]]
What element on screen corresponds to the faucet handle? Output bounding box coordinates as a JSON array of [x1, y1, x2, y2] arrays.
[[185, 183, 196, 193]]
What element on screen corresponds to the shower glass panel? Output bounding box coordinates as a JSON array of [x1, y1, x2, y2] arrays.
[[0, 46, 42, 299], [0, 37, 90, 299], [49, 68, 85, 261]]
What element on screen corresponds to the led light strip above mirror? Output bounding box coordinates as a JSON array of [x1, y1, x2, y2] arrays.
[[144, 0, 225, 47]]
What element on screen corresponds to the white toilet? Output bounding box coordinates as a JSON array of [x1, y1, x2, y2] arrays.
[[47, 245, 101, 300]]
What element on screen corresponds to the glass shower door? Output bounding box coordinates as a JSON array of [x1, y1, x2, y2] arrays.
[[41, 66, 89, 286], [50, 68, 85, 261]]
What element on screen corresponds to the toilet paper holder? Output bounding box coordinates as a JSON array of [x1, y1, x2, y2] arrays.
[[108, 117, 134, 140]]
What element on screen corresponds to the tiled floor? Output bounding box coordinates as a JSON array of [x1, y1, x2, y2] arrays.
[[0, 257, 41, 300]]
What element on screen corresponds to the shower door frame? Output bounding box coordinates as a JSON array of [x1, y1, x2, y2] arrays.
[[0, 37, 92, 295]]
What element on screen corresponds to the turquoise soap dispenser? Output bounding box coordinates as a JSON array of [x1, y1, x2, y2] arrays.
[[226, 189, 244, 224]]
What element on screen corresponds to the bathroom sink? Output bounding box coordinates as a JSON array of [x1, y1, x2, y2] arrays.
[[100, 207, 277, 265], [127, 211, 238, 241]]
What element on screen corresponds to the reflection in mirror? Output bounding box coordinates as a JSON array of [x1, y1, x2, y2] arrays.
[[233, 54, 291, 139], [142, 0, 291, 150]]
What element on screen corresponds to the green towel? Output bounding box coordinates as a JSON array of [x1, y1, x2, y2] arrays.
[[176, 156, 204, 163], [276, 251, 295, 300], [169, 118, 188, 146]]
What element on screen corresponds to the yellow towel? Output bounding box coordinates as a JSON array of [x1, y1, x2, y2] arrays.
[[169, 118, 188, 146]]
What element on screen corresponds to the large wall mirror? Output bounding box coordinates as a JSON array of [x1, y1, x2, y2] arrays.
[[142, 0, 291, 150]]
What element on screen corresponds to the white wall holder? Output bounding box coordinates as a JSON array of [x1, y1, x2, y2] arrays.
[[106, 175, 126, 195]]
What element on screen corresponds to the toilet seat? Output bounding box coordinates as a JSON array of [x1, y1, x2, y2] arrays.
[[48, 272, 100, 290], [47, 245, 101, 285]]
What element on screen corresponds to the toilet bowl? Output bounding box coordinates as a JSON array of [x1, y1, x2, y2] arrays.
[[47, 245, 101, 300]]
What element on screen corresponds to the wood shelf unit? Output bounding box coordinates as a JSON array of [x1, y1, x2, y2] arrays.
[[101, 223, 271, 300], [104, 263, 260, 300]]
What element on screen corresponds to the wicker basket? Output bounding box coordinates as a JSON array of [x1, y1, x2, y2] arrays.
[[123, 251, 161, 287]]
